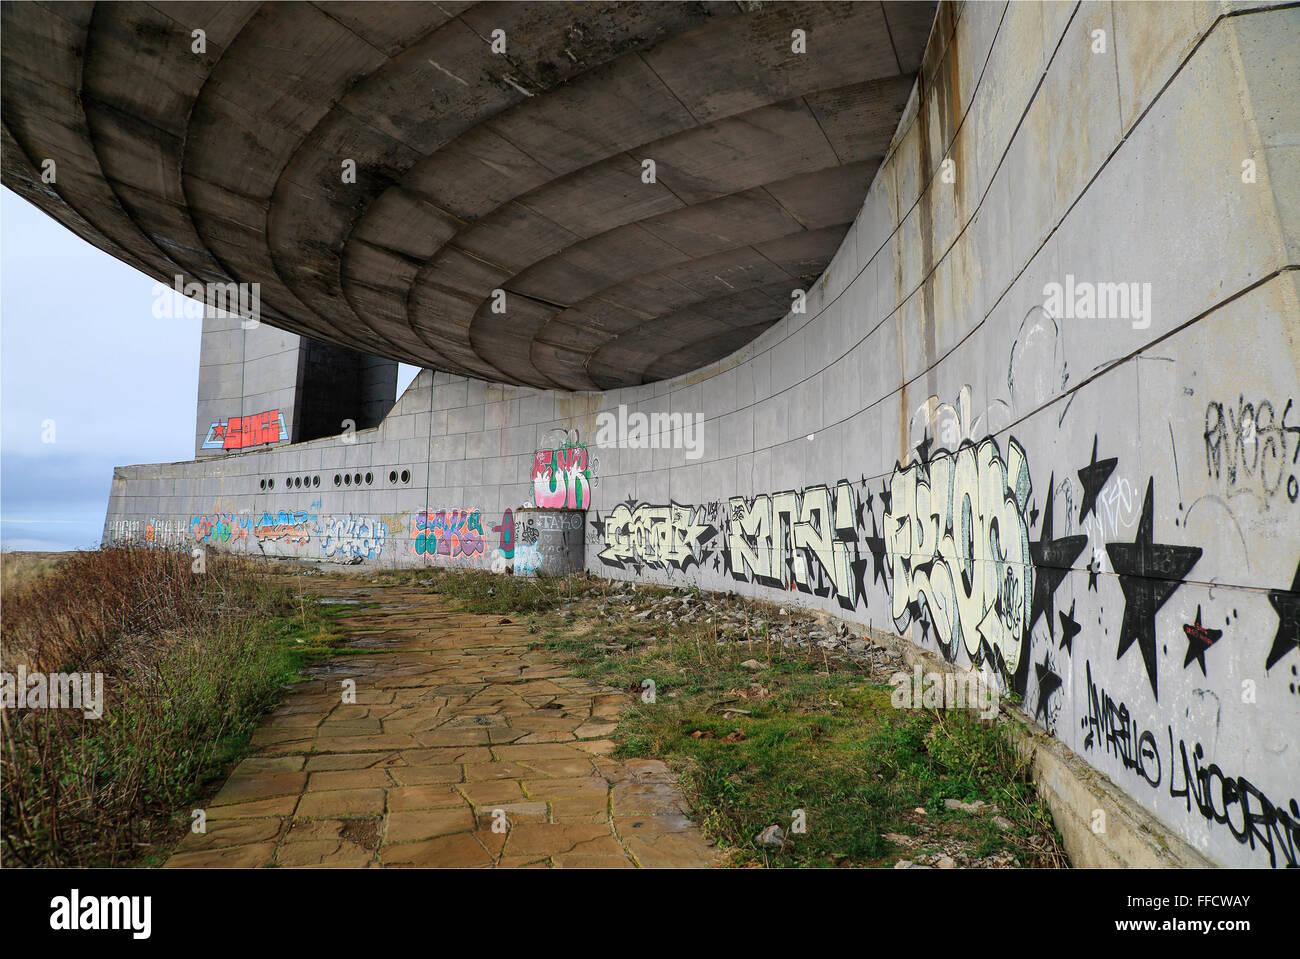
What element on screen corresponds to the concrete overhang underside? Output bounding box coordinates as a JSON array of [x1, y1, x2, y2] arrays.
[[1, 0, 937, 390]]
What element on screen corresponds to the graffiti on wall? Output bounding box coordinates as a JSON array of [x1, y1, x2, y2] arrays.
[[1203, 396, 1300, 507], [489, 509, 516, 573], [595, 500, 718, 574], [322, 514, 388, 561], [202, 409, 289, 451], [727, 481, 865, 610], [169, 505, 534, 570], [146, 519, 187, 546], [883, 436, 1045, 678], [107, 518, 188, 547], [253, 508, 316, 546], [191, 511, 252, 545], [412, 508, 488, 561], [514, 516, 543, 575], [114, 382, 1300, 868], [493, 509, 515, 560], [1082, 661, 1299, 868], [531, 429, 597, 510]]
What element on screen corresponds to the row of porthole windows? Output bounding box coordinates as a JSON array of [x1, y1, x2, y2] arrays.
[[258, 470, 411, 491], [260, 475, 321, 490], [334, 470, 411, 486]]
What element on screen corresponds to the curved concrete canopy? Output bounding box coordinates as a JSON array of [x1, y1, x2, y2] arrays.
[[1, 0, 935, 390]]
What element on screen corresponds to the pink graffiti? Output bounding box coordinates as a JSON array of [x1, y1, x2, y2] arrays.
[[492, 508, 515, 559], [532, 444, 592, 509], [412, 508, 487, 561], [191, 512, 250, 545]]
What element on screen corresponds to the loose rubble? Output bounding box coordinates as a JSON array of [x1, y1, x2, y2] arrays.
[[588, 585, 907, 678]]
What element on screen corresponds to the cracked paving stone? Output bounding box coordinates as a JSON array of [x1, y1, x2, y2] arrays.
[[275, 839, 375, 868], [175, 818, 285, 851], [387, 785, 468, 811], [380, 832, 494, 867], [296, 788, 387, 818], [307, 768, 393, 791], [212, 772, 307, 805], [475, 802, 549, 827], [385, 807, 475, 843], [164, 843, 278, 869]]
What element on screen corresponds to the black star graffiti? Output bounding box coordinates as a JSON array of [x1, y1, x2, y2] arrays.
[[1086, 555, 1100, 591], [916, 605, 932, 646], [589, 511, 606, 539], [1029, 500, 1040, 528], [1182, 605, 1223, 676], [854, 494, 866, 531], [712, 553, 722, 572], [1058, 601, 1082, 654], [1265, 559, 1300, 671], [1105, 478, 1202, 700], [864, 513, 889, 587], [1028, 478, 1088, 641], [878, 483, 891, 519], [1034, 660, 1062, 725], [975, 593, 1008, 670], [1077, 435, 1118, 525], [915, 428, 933, 463], [850, 556, 870, 603]]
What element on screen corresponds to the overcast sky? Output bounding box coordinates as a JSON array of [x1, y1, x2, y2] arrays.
[[1, 188, 419, 552]]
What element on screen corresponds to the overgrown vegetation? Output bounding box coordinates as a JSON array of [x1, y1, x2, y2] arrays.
[[396, 565, 1065, 868], [0, 550, 68, 601], [374, 564, 601, 614], [1, 547, 346, 867], [552, 621, 1062, 867]]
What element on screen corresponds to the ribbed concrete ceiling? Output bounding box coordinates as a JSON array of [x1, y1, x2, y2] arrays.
[[1, 1, 935, 390]]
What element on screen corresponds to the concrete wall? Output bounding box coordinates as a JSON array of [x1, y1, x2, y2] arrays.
[[104, 1, 1300, 868], [194, 312, 302, 457], [194, 310, 399, 457]]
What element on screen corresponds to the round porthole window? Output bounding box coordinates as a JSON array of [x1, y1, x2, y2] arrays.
[[313, 475, 320, 487], [334, 474, 341, 486], [268, 478, 275, 490], [400, 469, 410, 484], [344, 474, 351, 486], [259, 479, 266, 490], [389, 470, 398, 484], [365, 472, 373, 485], [354, 473, 362, 486]]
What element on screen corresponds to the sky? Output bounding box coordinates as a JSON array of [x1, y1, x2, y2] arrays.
[[1, 188, 419, 552]]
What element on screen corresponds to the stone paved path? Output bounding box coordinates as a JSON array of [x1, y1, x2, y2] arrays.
[[166, 580, 719, 868]]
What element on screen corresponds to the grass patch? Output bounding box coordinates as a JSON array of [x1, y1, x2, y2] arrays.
[[1, 547, 349, 867], [529, 577, 1065, 868], [374, 565, 614, 615], [1, 550, 68, 600]]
